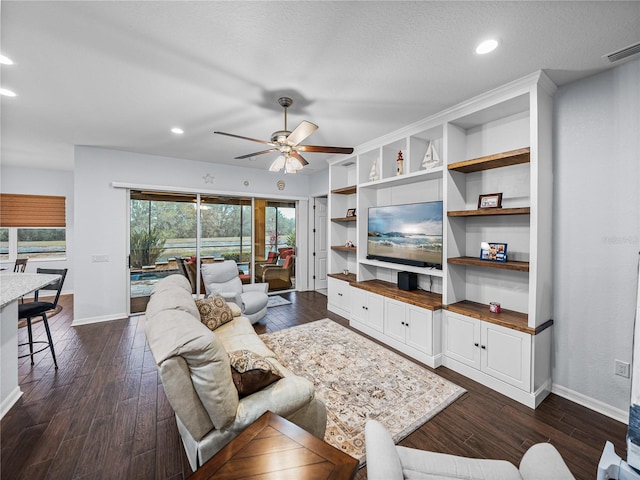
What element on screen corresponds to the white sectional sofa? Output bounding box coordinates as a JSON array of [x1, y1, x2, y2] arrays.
[[144, 274, 326, 471]]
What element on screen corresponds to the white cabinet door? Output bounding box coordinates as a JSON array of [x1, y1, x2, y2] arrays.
[[328, 277, 350, 313], [351, 289, 384, 332], [481, 322, 531, 391], [368, 293, 384, 332], [350, 288, 368, 324], [406, 305, 432, 355], [443, 312, 481, 369], [384, 298, 406, 343]]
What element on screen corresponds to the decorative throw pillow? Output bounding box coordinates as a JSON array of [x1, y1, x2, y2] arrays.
[[228, 350, 283, 397], [196, 295, 233, 331]]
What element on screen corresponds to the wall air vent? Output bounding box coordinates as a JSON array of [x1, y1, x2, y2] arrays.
[[603, 42, 640, 63]]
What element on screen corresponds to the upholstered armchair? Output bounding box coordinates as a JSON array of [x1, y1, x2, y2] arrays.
[[277, 247, 295, 264], [254, 251, 279, 281], [201, 260, 269, 323], [365, 420, 575, 480], [261, 254, 295, 291]]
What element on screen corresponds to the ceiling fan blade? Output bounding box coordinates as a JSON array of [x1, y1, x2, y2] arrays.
[[235, 148, 279, 159], [214, 131, 274, 146], [286, 121, 318, 146], [296, 145, 354, 154], [290, 151, 309, 166]]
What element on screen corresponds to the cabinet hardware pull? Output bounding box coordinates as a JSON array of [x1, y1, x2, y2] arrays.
[[474, 343, 479, 347], [481, 345, 486, 349]]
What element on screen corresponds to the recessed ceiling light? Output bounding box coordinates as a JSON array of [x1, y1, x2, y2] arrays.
[[475, 39, 499, 55], [171, 127, 184, 134], [0, 54, 13, 65], [0, 88, 17, 97]]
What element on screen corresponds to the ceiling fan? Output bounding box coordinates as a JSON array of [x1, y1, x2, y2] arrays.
[[214, 97, 354, 173]]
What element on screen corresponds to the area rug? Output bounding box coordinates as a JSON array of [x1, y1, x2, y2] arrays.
[[260, 319, 465, 464], [267, 295, 291, 308]]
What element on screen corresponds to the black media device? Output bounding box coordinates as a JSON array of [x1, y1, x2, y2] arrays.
[[398, 271, 417, 291]]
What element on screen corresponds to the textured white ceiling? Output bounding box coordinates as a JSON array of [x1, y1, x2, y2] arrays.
[[1, 1, 639, 173]]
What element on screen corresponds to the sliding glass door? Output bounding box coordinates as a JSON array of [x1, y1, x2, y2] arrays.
[[129, 191, 298, 313], [254, 200, 296, 292], [200, 195, 252, 282], [129, 192, 256, 313], [129, 191, 197, 313]]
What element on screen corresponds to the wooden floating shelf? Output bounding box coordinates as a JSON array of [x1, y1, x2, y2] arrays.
[[331, 246, 357, 253], [350, 279, 443, 311], [448, 256, 530, 272], [445, 300, 535, 334], [331, 216, 357, 223], [448, 147, 530, 173], [448, 207, 530, 217], [328, 272, 357, 283], [331, 185, 357, 195]]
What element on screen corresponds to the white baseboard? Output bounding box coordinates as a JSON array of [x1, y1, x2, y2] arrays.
[[71, 312, 128, 326], [1, 387, 22, 420], [552, 383, 628, 424]]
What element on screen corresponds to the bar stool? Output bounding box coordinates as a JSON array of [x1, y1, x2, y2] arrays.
[[18, 268, 67, 369]]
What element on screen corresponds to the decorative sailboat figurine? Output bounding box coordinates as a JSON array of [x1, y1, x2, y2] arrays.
[[422, 141, 440, 170], [369, 158, 380, 181]]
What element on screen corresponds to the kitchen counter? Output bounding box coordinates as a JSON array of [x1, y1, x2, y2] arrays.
[[1, 272, 61, 418]]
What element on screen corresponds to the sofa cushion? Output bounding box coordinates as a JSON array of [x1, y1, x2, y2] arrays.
[[227, 301, 242, 317], [233, 375, 317, 429], [214, 316, 278, 359], [196, 295, 234, 330], [228, 350, 283, 397], [145, 306, 239, 430], [146, 275, 200, 321]]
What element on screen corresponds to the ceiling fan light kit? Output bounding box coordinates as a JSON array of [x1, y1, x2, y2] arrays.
[[214, 96, 353, 173]]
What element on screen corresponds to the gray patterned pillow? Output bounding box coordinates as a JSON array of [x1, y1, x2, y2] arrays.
[[196, 295, 233, 330], [228, 350, 283, 396]]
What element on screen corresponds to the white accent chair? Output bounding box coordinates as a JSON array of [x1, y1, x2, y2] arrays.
[[365, 419, 575, 480], [201, 260, 269, 323]]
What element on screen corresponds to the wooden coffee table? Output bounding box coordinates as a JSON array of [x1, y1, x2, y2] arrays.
[[188, 411, 358, 480]]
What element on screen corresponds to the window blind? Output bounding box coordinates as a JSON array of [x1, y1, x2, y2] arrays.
[[0, 194, 66, 227]]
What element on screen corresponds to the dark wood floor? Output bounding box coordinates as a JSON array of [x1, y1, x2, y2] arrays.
[[1, 291, 626, 479]]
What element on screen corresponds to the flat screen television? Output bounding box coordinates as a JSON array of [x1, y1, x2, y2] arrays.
[[367, 201, 443, 269]]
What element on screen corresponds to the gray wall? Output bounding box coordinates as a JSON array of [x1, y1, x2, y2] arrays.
[[553, 58, 640, 415], [73, 146, 313, 324]]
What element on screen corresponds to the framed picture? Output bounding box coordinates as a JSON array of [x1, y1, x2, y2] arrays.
[[478, 192, 503, 209], [480, 242, 508, 262], [346, 208, 356, 217]]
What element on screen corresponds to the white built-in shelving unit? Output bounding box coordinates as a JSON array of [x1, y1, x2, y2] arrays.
[[327, 71, 556, 407]]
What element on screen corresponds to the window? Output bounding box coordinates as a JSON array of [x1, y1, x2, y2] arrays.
[[265, 202, 296, 252], [0, 228, 8, 261], [200, 196, 252, 267], [17, 228, 66, 259], [0, 194, 67, 262]]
